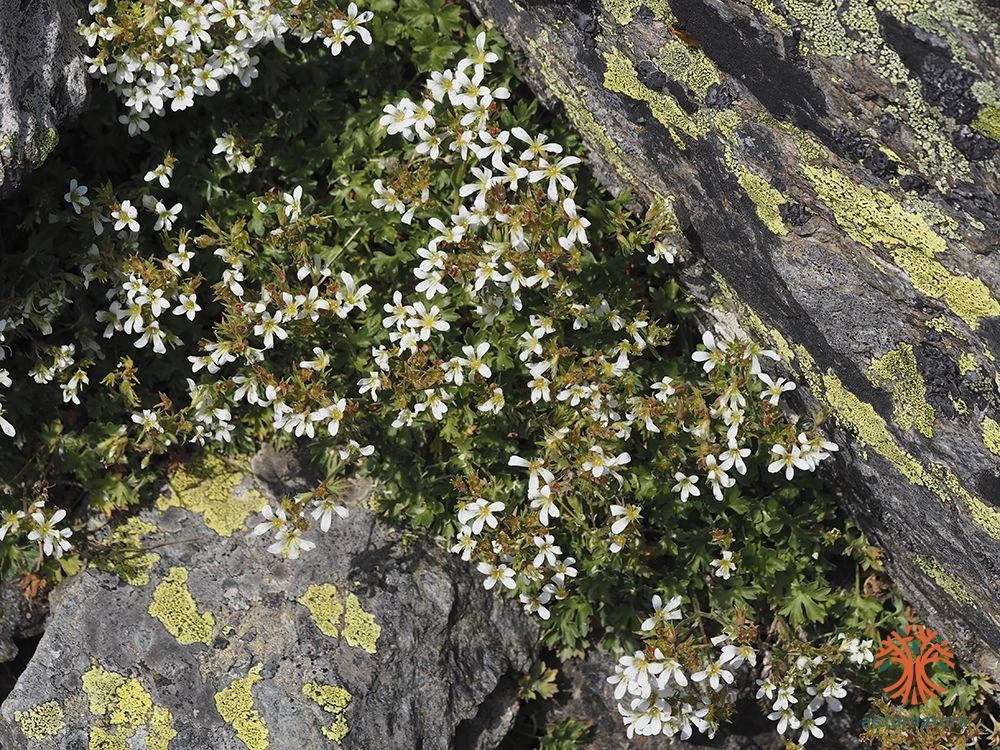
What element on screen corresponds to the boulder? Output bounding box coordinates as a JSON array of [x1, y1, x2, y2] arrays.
[[0, 0, 89, 196], [0, 450, 538, 748]]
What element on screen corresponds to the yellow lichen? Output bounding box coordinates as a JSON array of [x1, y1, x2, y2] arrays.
[[803, 165, 1000, 328], [148, 706, 178, 750], [89, 726, 128, 750], [214, 664, 269, 750], [96, 517, 161, 586], [868, 343, 936, 437], [916, 556, 976, 606], [81, 664, 174, 747], [303, 682, 352, 743], [298, 584, 380, 653], [602, 50, 704, 148], [751, 0, 791, 33], [983, 417, 1000, 456], [958, 352, 978, 374], [732, 159, 788, 235], [298, 583, 343, 638], [14, 700, 64, 740], [147, 566, 215, 645], [971, 105, 1000, 142], [343, 593, 381, 655], [156, 454, 264, 536]]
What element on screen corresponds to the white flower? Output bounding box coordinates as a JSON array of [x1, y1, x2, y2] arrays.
[[27, 508, 72, 558], [477, 561, 515, 590], [131, 409, 162, 433], [672, 472, 700, 503], [172, 293, 201, 320], [797, 709, 826, 744], [532, 534, 561, 567], [609, 504, 641, 535], [529, 484, 559, 526], [458, 498, 505, 535], [758, 373, 796, 405], [768, 444, 811, 480], [64, 179, 90, 214], [283, 185, 304, 220], [690, 660, 734, 691], [528, 155, 580, 202], [112, 200, 140, 232], [640, 594, 682, 631], [253, 505, 287, 536], [310, 496, 349, 532], [450, 526, 477, 561], [711, 550, 737, 579]]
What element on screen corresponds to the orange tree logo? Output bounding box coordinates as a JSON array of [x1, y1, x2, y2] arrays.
[[874, 624, 955, 705]]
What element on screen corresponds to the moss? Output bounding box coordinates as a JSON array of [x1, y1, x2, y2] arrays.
[[14, 700, 64, 740], [214, 664, 269, 750], [916, 555, 976, 606], [147, 566, 215, 645], [655, 38, 719, 100], [343, 593, 381, 655], [602, 50, 704, 148], [157, 454, 264, 536], [803, 165, 1000, 328], [983, 417, 1000, 456], [96, 517, 161, 586], [37, 128, 59, 164], [868, 343, 936, 437], [971, 105, 1000, 142], [303, 682, 352, 742], [298, 583, 343, 638]]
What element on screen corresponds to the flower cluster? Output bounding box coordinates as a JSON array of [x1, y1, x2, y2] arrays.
[[80, 0, 373, 134], [0, 503, 73, 560]]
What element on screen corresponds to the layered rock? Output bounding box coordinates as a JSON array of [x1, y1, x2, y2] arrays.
[[0, 0, 89, 196], [0, 450, 538, 749]]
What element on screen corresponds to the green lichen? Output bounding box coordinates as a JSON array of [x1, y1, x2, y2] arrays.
[[868, 343, 936, 437], [343, 593, 381, 655], [983, 417, 1000, 456], [298, 583, 343, 638], [96, 517, 161, 586], [14, 700, 64, 740], [602, 50, 704, 148], [214, 664, 269, 750], [147, 566, 215, 645], [750, 0, 791, 33], [156, 454, 264, 536], [916, 555, 976, 606], [601, 0, 673, 24], [971, 105, 1000, 142], [655, 38, 719, 100], [803, 164, 1000, 328], [303, 682, 352, 743]]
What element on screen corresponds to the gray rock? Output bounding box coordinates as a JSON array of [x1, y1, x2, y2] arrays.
[[0, 450, 539, 748], [0, 579, 45, 666], [0, 0, 89, 196]]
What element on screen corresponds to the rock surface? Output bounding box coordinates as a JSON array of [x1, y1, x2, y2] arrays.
[[468, 0, 1000, 678], [0, 450, 538, 749], [0, 0, 89, 196], [0, 580, 44, 666]]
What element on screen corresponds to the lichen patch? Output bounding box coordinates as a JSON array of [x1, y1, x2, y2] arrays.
[[147, 566, 215, 645]]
